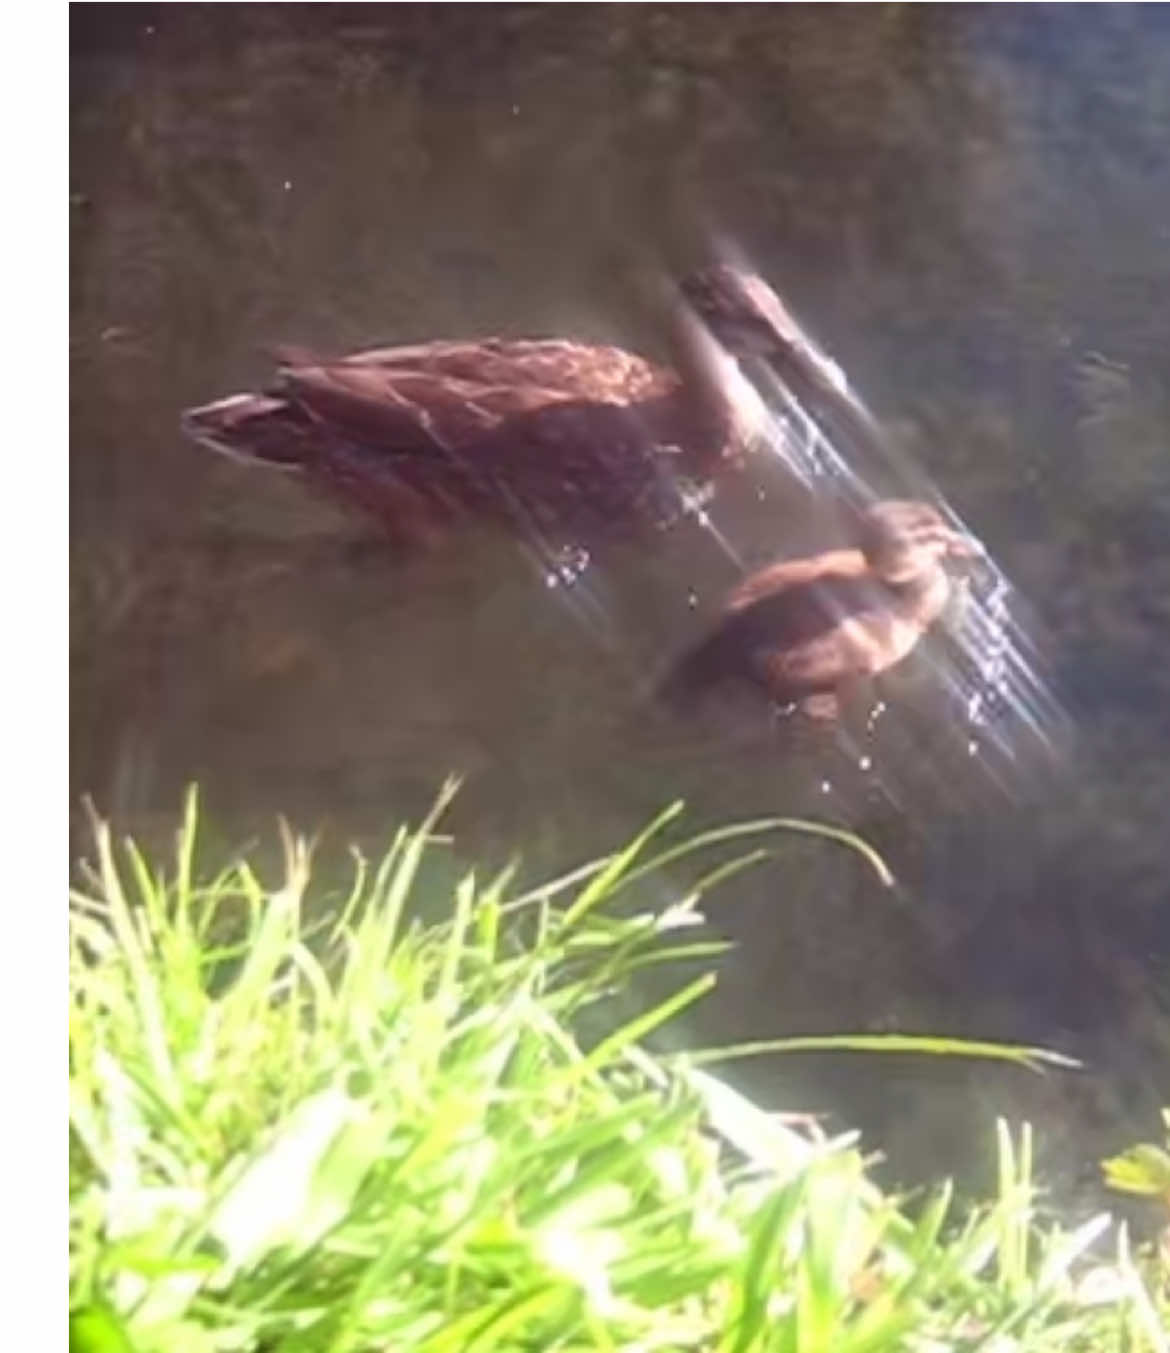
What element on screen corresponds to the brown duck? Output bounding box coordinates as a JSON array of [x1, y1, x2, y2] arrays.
[[181, 266, 818, 557], [661, 500, 977, 720]]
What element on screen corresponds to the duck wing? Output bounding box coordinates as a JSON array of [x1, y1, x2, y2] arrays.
[[184, 339, 677, 468], [275, 362, 551, 452], [336, 338, 672, 406]]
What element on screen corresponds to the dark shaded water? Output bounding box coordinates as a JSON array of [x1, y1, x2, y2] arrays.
[[72, 6, 1170, 1202]]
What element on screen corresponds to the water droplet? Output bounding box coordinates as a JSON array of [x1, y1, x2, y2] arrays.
[[687, 589, 698, 609], [757, 488, 767, 502], [511, 104, 520, 115], [967, 740, 979, 757], [858, 755, 872, 772], [820, 780, 832, 794]]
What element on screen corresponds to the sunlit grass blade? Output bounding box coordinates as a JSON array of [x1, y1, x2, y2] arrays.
[[69, 784, 1162, 1352], [682, 1033, 1081, 1072], [561, 800, 686, 927]]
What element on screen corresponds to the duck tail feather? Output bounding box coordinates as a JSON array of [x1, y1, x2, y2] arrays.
[[180, 392, 310, 471]]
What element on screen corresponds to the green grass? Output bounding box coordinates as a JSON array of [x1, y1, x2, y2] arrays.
[[70, 783, 1166, 1351]]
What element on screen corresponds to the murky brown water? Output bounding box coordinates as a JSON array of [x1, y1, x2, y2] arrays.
[[72, 6, 1170, 1199]]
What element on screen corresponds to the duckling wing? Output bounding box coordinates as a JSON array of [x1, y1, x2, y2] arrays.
[[748, 575, 926, 696], [724, 548, 869, 612], [662, 574, 884, 705]]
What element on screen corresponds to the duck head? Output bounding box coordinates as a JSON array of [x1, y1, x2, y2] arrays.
[[679, 264, 848, 386]]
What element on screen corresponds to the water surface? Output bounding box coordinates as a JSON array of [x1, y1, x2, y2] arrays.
[[71, 5, 1170, 1201]]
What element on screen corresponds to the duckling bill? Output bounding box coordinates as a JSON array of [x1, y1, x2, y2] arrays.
[[661, 501, 976, 720]]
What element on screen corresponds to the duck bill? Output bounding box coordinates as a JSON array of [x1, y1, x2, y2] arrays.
[[937, 527, 988, 579]]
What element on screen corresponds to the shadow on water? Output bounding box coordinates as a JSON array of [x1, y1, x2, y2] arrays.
[[71, 5, 1170, 1202]]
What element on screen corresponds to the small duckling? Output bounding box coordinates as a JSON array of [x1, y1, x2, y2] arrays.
[[661, 500, 977, 720]]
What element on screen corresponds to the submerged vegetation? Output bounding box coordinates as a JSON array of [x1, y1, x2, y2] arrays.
[[69, 785, 1166, 1351]]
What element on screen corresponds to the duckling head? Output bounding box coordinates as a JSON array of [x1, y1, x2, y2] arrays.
[[857, 500, 979, 586]]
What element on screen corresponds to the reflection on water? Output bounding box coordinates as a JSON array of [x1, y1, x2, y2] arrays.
[[71, 6, 1170, 1198]]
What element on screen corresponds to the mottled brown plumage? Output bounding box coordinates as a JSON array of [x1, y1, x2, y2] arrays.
[[661, 501, 976, 719], [181, 267, 805, 554]]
